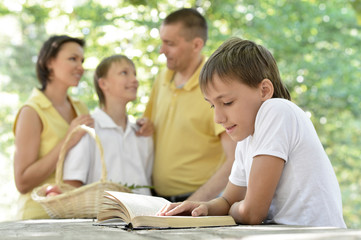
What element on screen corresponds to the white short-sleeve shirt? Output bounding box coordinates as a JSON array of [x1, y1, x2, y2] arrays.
[[63, 108, 154, 195], [229, 99, 346, 228]]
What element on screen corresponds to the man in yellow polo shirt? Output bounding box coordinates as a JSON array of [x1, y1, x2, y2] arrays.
[[142, 8, 236, 202]]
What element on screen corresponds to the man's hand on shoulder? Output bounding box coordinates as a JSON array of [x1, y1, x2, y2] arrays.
[[136, 117, 154, 137]]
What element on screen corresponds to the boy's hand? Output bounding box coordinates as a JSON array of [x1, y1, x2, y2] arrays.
[[156, 201, 209, 217], [136, 117, 154, 136]]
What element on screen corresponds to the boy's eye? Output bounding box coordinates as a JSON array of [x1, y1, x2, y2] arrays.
[[224, 101, 233, 106], [120, 71, 127, 75]]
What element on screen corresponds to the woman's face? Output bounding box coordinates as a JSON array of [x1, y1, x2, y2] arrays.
[[47, 41, 84, 88]]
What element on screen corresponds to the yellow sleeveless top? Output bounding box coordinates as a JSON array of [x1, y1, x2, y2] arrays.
[[13, 88, 88, 219]]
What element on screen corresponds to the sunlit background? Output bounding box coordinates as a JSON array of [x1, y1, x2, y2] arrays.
[[1, 0, 361, 228]]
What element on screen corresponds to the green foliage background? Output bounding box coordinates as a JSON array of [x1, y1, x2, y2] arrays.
[[0, 0, 360, 227]]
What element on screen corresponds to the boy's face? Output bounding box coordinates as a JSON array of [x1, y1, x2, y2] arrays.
[[101, 61, 138, 103], [203, 75, 264, 142]]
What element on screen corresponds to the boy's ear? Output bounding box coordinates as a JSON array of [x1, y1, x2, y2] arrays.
[[98, 78, 107, 91], [260, 79, 274, 101]]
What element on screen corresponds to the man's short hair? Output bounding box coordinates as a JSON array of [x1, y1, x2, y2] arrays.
[[164, 8, 208, 44]]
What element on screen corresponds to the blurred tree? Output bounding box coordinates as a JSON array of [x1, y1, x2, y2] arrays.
[[350, 0, 361, 24], [0, 0, 360, 227]]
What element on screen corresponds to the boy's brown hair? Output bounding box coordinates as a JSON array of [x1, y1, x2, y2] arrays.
[[94, 55, 135, 107], [200, 37, 290, 100]]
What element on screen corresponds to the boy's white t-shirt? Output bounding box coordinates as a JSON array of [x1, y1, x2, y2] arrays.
[[229, 98, 346, 228], [63, 108, 154, 195]]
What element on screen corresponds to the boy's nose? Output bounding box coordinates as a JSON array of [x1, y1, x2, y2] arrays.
[[214, 108, 226, 124]]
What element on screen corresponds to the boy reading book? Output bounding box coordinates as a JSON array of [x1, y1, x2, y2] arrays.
[[157, 38, 346, 228]]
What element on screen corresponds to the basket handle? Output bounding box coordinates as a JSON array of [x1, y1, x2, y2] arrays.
[[55, 124, 107, 185]]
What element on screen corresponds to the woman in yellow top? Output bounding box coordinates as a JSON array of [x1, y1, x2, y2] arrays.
[[13, 35, 94, 219]]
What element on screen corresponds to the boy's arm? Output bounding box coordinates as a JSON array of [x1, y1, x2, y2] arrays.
[[187, 132, 236, 201], [156, 181, 246, 217], [207, 182, 246, 215], [229, 155, 284, 224]]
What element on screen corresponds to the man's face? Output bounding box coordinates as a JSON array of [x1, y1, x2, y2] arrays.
[[159, 22, 196, 72]]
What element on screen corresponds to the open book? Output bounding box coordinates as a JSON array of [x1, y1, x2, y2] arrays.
[[97, 191, 236, 229]]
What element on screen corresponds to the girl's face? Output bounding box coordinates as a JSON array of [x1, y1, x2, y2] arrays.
[[203, 75, 264, 142], [47, 42, 84, 88], [101, 61, 138, 103]]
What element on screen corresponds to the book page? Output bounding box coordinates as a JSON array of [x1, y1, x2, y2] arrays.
[[97, 207, 128, 223], [132, 215, 236, 229], [105, 191, 170, 219]]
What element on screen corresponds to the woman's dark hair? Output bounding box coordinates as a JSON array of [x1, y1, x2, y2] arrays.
[[36, 35, 85, 91]]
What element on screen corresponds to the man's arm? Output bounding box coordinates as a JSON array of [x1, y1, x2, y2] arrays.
[[187, 132, 236, 201]]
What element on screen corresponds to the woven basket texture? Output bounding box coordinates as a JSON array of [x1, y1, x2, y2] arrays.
[[32, 124, 131, 219]]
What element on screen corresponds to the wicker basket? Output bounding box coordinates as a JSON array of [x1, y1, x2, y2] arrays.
[[31, 124, 131, 219]]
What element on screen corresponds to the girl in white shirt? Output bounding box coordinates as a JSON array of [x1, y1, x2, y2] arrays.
[[157, 38, 346, 228], [63, 55, 153, 195]]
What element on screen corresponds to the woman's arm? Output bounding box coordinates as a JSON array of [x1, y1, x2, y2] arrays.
[[14, 106, 93, 193], [63, 180, 83, 187], [229, 155, 285, 224], [14, 106, 60, 193]]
